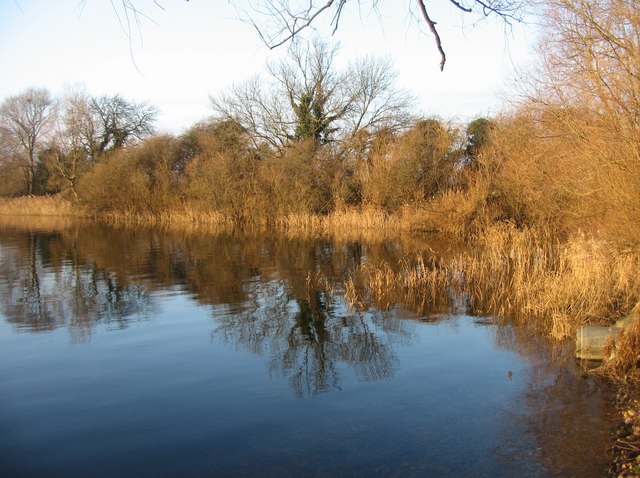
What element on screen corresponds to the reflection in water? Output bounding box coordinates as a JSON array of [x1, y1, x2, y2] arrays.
[[494, 325, 615, 476], [215, 280, 403, 396], [0, 222, 412, 394], [0, 229, 155, 341], [0, 219, 616, 476]]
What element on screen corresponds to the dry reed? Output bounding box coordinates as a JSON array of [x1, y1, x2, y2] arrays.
[[0, 195, 85, 217], [98, 206, 407, 239], [459, 225, 640, 339], [276, 208, 400, 234], [598, 319, 640, 383], [0, 214, 83, 232], [96, 208, 238, 234], [345, 224, 640, 340]]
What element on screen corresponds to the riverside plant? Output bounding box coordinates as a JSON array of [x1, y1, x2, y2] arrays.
[[343, 224, 640, 341], [0, 195, 84, 217]]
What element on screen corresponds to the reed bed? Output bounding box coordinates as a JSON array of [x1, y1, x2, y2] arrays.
[[0, 192, 480, 241], [0, 195, 85, 217], [99, 208, 236, 231], [345, 224, 640, 340], [0, 214, 84, 232], [95, 206, 408, 239], [458, 226, 640, 339], [274, 208, 400, 232]]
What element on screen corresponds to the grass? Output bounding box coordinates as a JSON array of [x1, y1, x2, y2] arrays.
[[0, 195, 85, 217]]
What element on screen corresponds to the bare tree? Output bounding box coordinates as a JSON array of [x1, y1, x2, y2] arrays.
[[45, 89, 95, 198], [0, 127, 25, 196], [342, 55, 414, 136], [104, 0, 525, 71], [0, 88, 57, 195], [269, 40, 350, 144], [534, 0, 640, 139], [521, 0, 640, 238], [39, 90, 158, 198], [89, 94, 158, 156], [212, 75, 293, 152], [211, 39, 413, 153]]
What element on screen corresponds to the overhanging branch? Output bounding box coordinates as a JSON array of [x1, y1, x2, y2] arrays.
[[417, 0, 446, 71]]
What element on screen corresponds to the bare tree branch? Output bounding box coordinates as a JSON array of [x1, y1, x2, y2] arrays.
[[244, 0, 526, 70], [90, 0, 526, 71], [448, 0, 472, 13], [417, 0, 446, 71]]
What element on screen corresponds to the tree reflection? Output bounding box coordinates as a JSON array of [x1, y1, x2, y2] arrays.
[[8, 232, 58, 331], [0, 228, 156, 341], [0, 220, 619, 474], [281, 294, 341, 396], [0, 221, 418, 393], [215, 279, 404, 396]]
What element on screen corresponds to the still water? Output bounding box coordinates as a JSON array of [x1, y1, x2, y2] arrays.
[[0, 220, 615, 477]]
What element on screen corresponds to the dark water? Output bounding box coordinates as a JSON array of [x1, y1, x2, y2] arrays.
[[0, 220, 615, 477]]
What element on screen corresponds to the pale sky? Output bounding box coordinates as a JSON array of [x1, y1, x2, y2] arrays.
[[0, 1, 537, 133]]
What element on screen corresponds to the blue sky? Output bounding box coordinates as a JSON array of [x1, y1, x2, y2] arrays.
[[0, 1, 537, 132]]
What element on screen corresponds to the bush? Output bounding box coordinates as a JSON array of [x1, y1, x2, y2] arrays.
[[470, 106, 640, 243], [361, 119, 459, 213], [255, 140, 335, 218], [182, 120, 258, 221], [78, 135, 180, 214]]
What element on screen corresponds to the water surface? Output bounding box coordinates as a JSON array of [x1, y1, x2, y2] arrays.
[[0, 221, 615, 477]]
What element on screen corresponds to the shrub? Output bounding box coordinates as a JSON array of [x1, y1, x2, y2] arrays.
[[182, 120, 258, 221], [361, 119, 459, 213], [255, 140, 335, 218], [78, 135, 180, 214]]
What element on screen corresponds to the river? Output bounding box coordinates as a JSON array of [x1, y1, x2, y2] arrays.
[[0, 219, 615, 477]]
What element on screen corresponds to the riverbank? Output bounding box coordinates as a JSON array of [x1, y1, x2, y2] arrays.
[[0, 195, 87, 217]]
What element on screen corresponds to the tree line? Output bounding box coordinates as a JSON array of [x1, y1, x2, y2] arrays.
[[0, 39, 492, 221], [0, 88, 157, 198]]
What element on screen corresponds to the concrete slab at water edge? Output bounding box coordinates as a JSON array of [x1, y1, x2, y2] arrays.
[[575, 326, 623, 361], [575, 311, 640, 361]]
